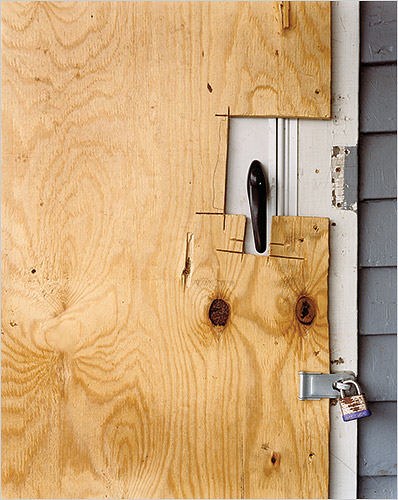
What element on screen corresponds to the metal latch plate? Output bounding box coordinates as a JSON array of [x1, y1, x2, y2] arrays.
[[298, 371, 356, 400]]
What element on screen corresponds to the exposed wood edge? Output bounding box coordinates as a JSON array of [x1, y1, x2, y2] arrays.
[[278, 1, 291, 30]]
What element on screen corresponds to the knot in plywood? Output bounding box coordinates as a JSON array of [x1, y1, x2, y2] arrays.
[[295, 296, 316, 325], [209, 299, 230, 327]]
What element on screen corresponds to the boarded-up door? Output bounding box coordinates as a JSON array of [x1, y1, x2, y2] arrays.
[[1, 2, 331, 498]]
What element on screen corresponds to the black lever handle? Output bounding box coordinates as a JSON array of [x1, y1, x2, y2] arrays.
[[247, 160, 267, 253]]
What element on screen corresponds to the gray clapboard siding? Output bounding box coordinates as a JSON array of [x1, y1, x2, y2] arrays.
[[359, 335, 397, 401], [361, 2, 397, 64], [359, 267, 397, 335], [360, 65, 397, 133], [358, 476, 398, 500], [359, 200, 397, 267], [359, 133, 397, 200], [358, 402, 397, 476], [359, 3, 397, 496]]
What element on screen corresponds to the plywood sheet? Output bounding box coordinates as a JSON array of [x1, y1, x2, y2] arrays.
[[1, 2, 331, 498]]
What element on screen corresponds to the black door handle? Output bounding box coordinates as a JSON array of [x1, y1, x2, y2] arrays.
[[247, 160, 267, 253]]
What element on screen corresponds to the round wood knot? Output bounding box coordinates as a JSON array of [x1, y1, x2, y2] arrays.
[[296, 296, 316, 325], [209, 299, 230, 327]]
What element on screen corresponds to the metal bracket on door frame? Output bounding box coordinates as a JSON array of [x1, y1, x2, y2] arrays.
[[298, 371, 356, 400], [276, 118, 298, 218]]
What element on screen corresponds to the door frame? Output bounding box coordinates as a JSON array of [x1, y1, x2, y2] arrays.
[[298, 2, 359, 497]]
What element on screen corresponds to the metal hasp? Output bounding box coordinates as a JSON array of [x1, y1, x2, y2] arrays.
[[298, 371, 356, 400]]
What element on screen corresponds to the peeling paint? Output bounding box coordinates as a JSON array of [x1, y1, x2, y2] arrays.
[[331, 146, 358, 211], [331, 93, 353, 126], [331, 356, 345, 365]]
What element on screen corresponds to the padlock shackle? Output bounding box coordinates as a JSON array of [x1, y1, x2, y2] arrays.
[[340, 379, 362, 398]]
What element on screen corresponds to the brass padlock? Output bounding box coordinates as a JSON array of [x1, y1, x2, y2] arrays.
[[339, 380, 371, 421]]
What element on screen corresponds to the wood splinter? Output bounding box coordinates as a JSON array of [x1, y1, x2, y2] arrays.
[[181, 232, 194, 290], [277, 1, 290, 30]]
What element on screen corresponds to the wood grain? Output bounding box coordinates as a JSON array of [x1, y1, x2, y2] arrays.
[[1, 2, 330, 498], [186, 214, 331, 499]]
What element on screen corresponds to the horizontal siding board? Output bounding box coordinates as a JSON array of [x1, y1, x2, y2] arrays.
[[358, 475, 398, 499], [359, 199, 397, 267], [358, 402, 397, 476], [360, 1, 397, 64], [359, 335, 397, 401], [360, 65, 397, 133], [359, 267, 397, 335], [359, 133, 397, 200], [359, 3, 397, 493]]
